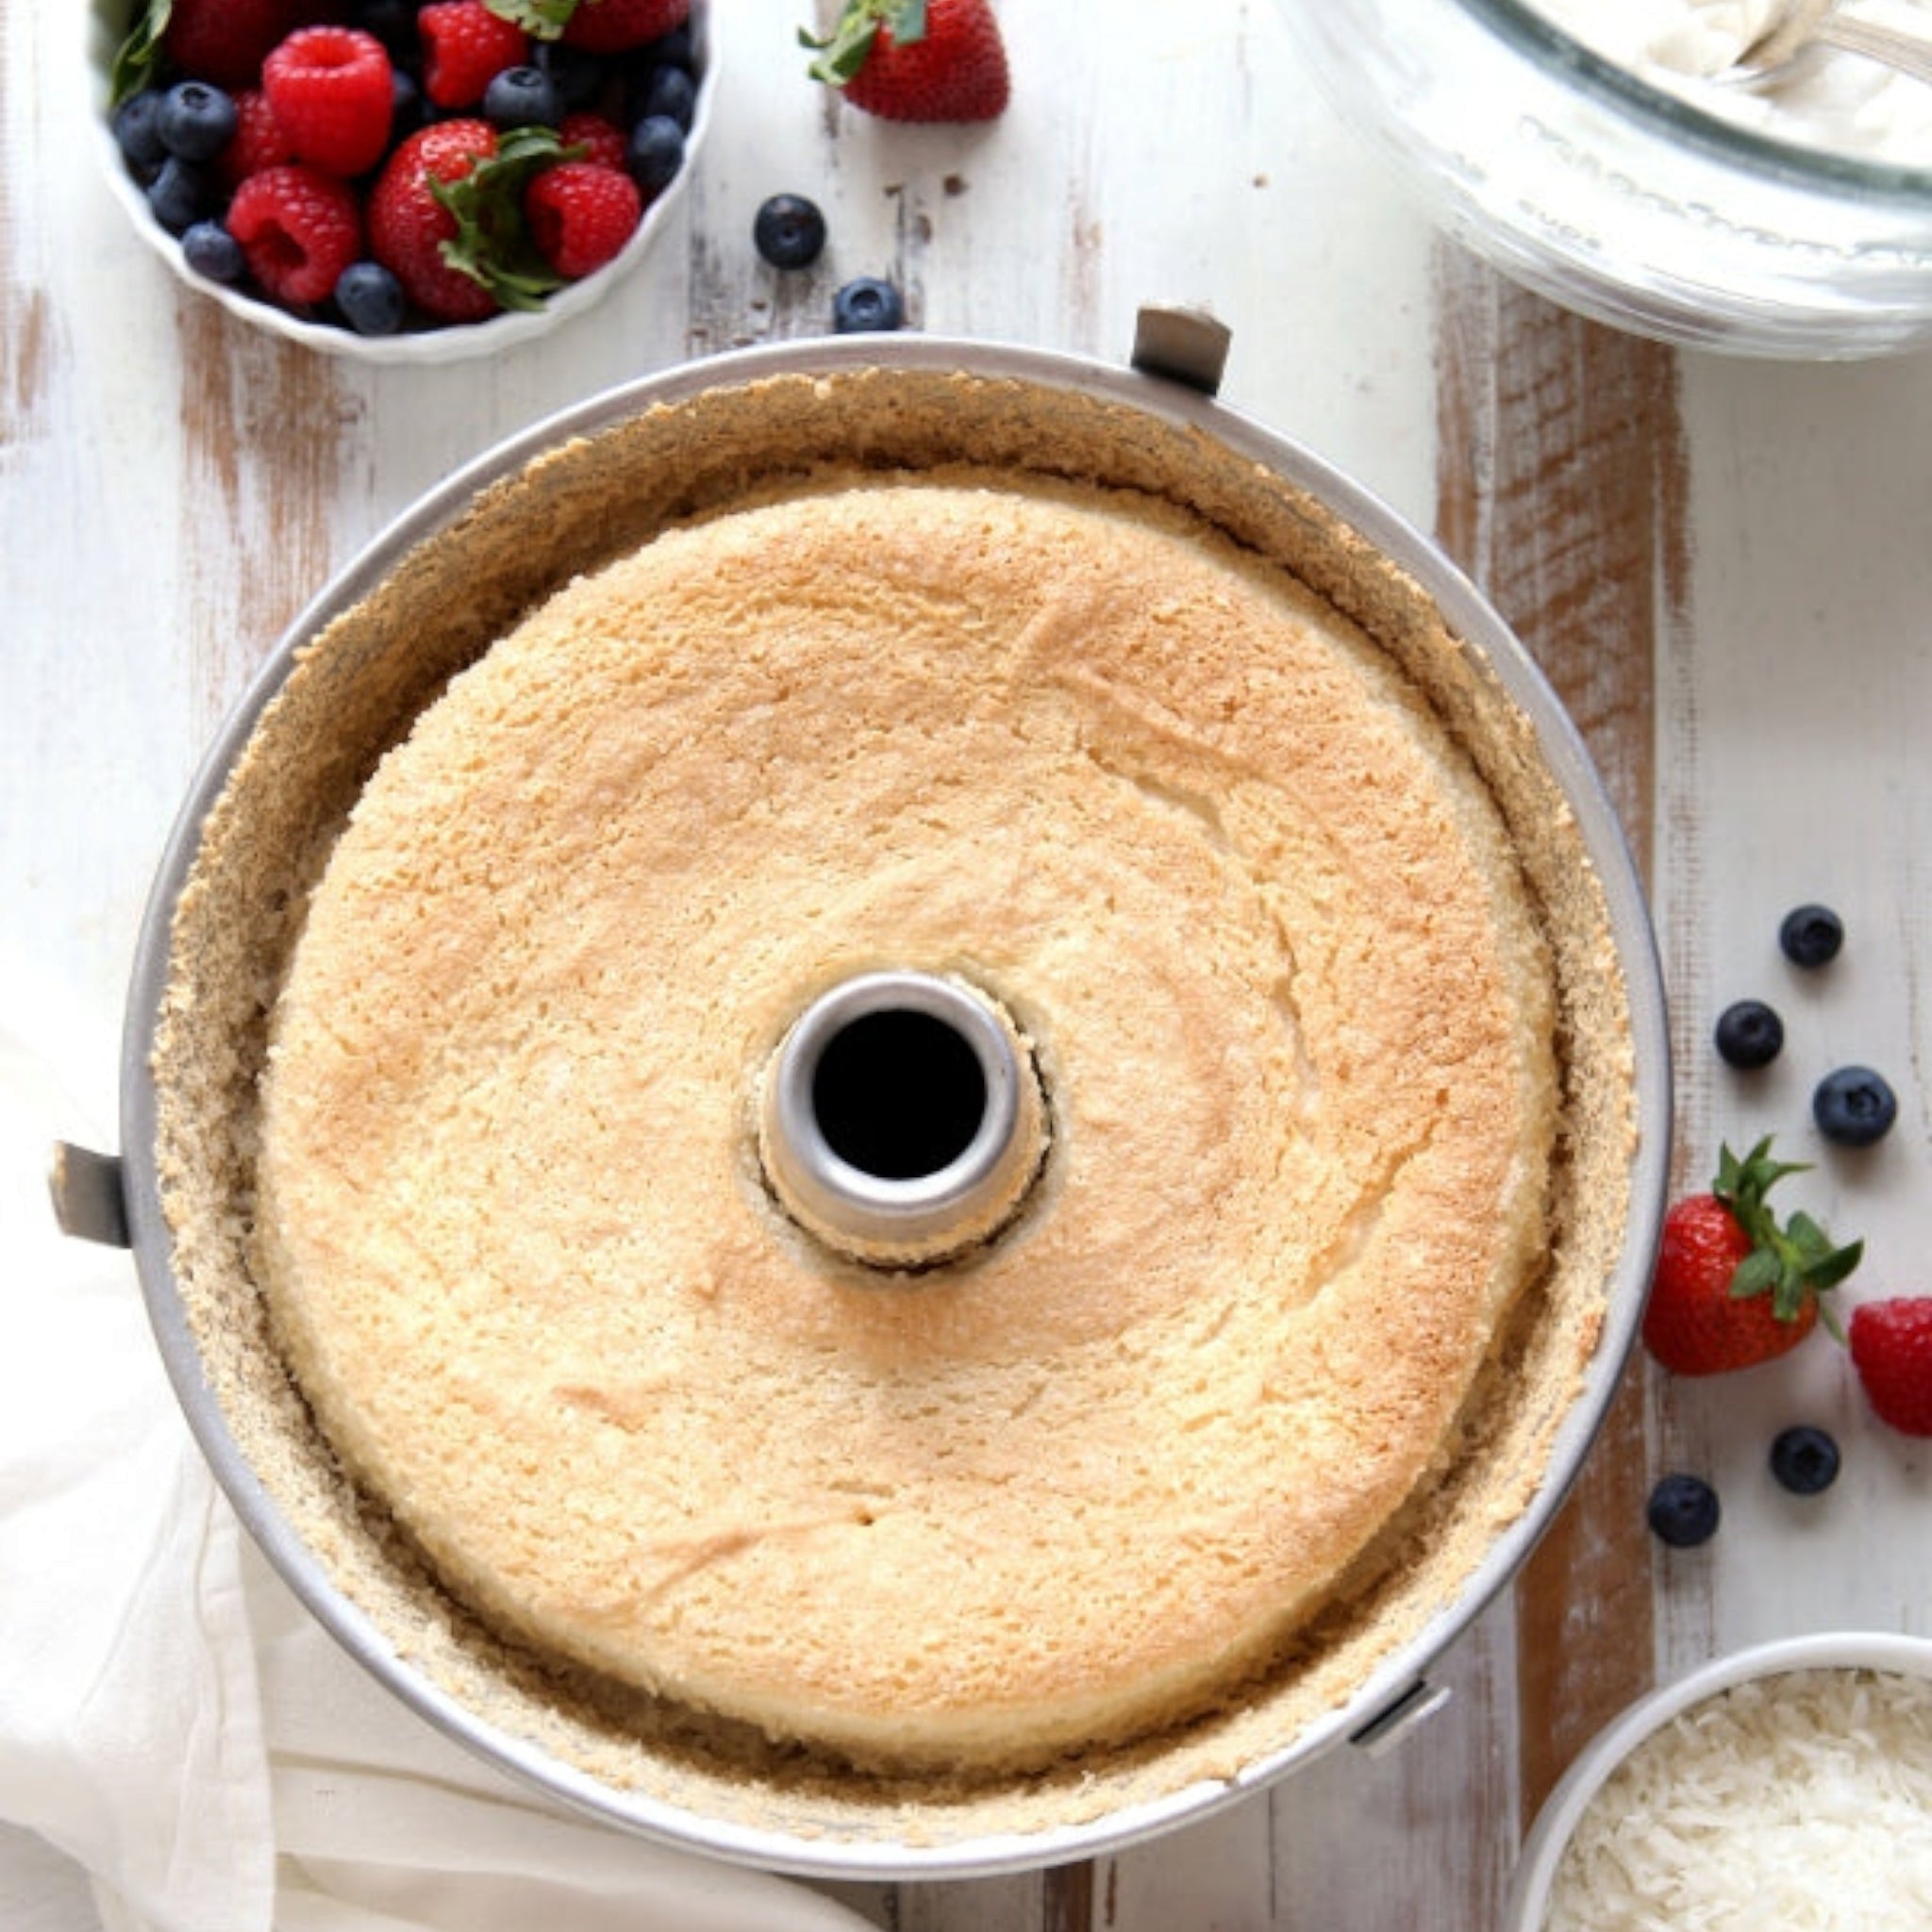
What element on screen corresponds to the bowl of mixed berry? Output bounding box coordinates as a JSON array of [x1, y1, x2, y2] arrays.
[[92, 0, 712, 359]]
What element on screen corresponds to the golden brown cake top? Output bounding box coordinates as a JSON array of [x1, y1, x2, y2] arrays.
[[253, 469, 1559, 1776]]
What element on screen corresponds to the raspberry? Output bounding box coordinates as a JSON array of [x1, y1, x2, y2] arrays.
[[525, 162, 641, 278], [367, 120, 502, 323], [216, 90, 296, 192], [262, 26, 395, 178], [163, 0, 309, 94], [225, 164, 363, 307], [418, 2, 530, 110], [1849, 1298, 1932, 1437], [558, 111, 628, 174], [561, 0, 692, 55]]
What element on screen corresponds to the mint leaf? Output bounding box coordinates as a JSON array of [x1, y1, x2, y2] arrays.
[[110, 0, 173, 107]]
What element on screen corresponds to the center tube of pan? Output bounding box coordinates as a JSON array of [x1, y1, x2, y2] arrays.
[[758, 970, 1050, 1270]]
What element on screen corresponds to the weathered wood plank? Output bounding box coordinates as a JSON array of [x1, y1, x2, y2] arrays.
[[175, 304, 352, 735], [1650, 351, 1932, 1682], [1430, 241, 1676, 1825]]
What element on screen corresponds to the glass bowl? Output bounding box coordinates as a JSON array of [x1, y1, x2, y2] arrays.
[[88, 0, 714, 364], [1274, 0, 1932, 358]]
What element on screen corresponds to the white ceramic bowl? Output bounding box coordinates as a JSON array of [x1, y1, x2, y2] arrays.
[[1274, 0, 1932, 358], [1505, 1629, 1932, 1929], [88, 0, 713, 363]]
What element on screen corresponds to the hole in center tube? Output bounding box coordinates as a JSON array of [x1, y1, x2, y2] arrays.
[[811, 1008, 989, 1181]]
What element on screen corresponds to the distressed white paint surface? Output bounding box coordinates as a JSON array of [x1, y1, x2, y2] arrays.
[[1653, 348, 1932, 1682], [5, 1, 1930, 1928]]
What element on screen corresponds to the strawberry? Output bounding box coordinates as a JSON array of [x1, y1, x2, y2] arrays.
[[805, 0, 1009, 124], [262, 26, 394, 178], [559, 0, 692, 54], [1641, 1139, 1862, 1377], [369, 120, 574, 321], [368, 120, 503, 322], [419, 1, 530, 109], [524, 161, 641, 276], [225, 163, 363, 307], [475, 0, 691, 53], [1849, 1298, 1932, 1436], [162, 0, 310, 94]]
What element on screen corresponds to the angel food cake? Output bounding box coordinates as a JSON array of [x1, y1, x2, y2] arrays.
[[252, 470, 1562, 1775]]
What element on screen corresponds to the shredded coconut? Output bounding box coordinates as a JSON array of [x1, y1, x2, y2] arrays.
[[1544, 1667, 1932, 1931]]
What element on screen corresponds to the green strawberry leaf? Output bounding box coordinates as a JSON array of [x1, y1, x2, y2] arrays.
[[1714, 1136, 1863, 1325], [802, 0, 930, 84], [485, 0, 581, 38], [110, 0, 173, 107], [1804, 1236, 1865, 1295], [430, 125, 575, 312], [1729, 1247, 1783, 1300]]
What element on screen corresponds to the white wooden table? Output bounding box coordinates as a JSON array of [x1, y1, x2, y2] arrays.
[[5, 3, 1930, 1927]]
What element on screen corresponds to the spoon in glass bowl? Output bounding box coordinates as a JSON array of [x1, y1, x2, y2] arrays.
[[1726, 0, 1932, 88]]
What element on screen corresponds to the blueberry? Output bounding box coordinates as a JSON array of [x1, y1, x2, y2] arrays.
[[1769, 1424, 1840, 1496], [643, 25, 696, 72], [483, 64, 562, 130], [832, 275, 905, 333], [113, 88, 170, 175], [158, 80, 239, 164], [626, 114, 686, 192], [1647, 1473, 1720, 1548], [355, 0, 418, 55], [181, 220, 246, 284], [1813, 1064, 1897, 1147], [1780, 903, 1844, 969], [633, 62, 696, 131], [334, 261, 408, 336], [535, 42, 607, 112], [146, 157, 211, 235], [754, 193, 827, 271], [391, 67, 427, 139], [1714, 998, 1784, 1071]]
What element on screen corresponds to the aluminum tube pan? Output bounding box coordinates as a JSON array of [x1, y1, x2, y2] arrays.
[[113, 326, 1672, 1879]]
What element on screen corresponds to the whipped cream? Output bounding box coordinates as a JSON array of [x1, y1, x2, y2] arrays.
[[1527, 0, 1932, 166]]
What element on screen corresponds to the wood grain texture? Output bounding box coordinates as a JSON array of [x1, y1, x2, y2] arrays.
[[1431, 240, 1679, 1825], [175, 305, 352, 736], [0, 9, 54, 453], [1649, 352, 1932, 1684]]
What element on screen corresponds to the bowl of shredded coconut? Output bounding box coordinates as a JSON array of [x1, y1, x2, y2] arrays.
[[1274, 0, 1932, 356], [1505, 1631, 1932, 1931]]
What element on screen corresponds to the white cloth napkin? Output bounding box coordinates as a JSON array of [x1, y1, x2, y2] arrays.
[[0, 966, 875, 1932]]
